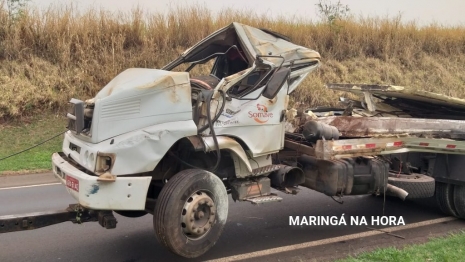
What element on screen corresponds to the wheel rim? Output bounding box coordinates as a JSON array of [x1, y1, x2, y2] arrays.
[[181, 191, 216, 239]]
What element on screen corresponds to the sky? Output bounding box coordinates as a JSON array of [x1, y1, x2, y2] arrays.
[[27, 0, 465, 26]]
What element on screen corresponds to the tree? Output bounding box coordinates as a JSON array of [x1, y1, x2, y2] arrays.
[[315, 0, 350, 25], [6, 0, 30, 20]]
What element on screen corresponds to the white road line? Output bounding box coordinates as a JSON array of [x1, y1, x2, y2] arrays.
[[206, 216, 458, 262], [0, 182, 62, 190]]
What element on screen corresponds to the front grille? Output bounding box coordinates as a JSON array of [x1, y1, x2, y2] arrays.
[[58, 152, 97, 177], [100, 100, 141, 119]]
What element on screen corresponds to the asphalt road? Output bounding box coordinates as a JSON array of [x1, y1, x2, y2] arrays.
[[0, 182, 450, 262]]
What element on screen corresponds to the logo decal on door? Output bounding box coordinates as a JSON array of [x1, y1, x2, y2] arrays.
[[248, 103, 274, 123]]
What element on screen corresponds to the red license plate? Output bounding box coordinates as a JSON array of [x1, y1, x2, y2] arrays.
[[66, 175, 79, 192]]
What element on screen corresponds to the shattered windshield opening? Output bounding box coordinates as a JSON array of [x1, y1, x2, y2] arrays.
[[171, 45, 249, 80], [227, 65, 274, 98]]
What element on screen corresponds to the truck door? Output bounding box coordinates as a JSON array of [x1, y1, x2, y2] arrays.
[[213, 67, 290, 156]]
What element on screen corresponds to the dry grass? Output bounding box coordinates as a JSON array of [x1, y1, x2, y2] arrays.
[[1, 4, 465, 119]]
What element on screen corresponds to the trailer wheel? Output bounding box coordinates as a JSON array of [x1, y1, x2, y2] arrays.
[[453, 185, 465, 219], [153, 169, 228, 258], [435, 182, 458, 217], [388, 173, 435, 199]]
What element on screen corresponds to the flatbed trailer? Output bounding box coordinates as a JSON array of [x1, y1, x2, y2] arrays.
[[287, 136, 465, 160]]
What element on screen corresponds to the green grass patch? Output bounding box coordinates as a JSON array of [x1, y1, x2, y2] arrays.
[[0, 114, 67, 174], [339, 231, 465, 262]]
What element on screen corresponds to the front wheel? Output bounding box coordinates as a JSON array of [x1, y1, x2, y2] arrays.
[[153, 169, 228, 258]]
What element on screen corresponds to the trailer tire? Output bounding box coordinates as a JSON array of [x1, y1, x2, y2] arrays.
[[153, 169, 228, 258], [388, 173, 435, 199], [435, 182, 458, 217], [453, 185, 465, 219]]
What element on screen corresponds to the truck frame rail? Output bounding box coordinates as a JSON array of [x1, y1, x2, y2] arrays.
[[285, 137, 465, 160], [0, 204, 117, 234]]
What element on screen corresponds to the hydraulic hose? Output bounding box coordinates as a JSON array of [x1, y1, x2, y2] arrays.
[[174, 89, 226, 172], [203, 90, 226, 172], [197, 90, 226, 134]]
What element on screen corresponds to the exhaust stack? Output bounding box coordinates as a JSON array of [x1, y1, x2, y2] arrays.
[[386, 184, 409, 201], [269, 165, 305, 194]]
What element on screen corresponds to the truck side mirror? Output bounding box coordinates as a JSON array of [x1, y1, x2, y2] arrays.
[[262, 67, 290, 99]]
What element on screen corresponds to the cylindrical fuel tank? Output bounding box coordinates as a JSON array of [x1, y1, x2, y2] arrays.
[[302, 121, 339, 142]]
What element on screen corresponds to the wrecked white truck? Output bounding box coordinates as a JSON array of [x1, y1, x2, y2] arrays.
[[2, 22, 465, 258]]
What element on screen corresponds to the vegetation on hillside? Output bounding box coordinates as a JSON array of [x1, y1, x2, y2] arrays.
[[340, 231, 465, 262], [0, 3, 464, 119]]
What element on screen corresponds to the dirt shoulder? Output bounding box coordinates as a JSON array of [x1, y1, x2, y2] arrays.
[[0, 172, 59, 189], [1, 169, 51, 176]]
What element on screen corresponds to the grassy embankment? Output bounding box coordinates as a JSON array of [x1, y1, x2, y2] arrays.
[[0, 4, 465, 172], [339, 231, 465, 261], [0, 114, 66, 174]]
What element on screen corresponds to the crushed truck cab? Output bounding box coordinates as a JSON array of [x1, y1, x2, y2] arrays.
[[46, 22, 321, 258], [53, 22, 320, 216]]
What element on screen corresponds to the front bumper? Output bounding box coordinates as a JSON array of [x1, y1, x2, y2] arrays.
[[52, 152, 152, 210]]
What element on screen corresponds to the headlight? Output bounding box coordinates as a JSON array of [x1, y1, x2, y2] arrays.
[[96, 153, 115, 173], [88, 153, 95, 169], [83, 150, 89, 165]]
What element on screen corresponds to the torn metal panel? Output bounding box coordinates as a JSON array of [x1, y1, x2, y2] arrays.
[[318, 116, 465, 139], [327, 83, 465, 120], [241, 24, 320, 66], [327, 84, 465, 109], [363, 92, 376, 112], [61, 120, 198, 176], [163, 22, 321, 71], [350, 104, 412, 118]]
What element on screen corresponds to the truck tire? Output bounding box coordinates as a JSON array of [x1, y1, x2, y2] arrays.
[[388, 173, 435, 199], [114, 211, 147, 218], [435, 182, 458, 217], [453, 185, 465, 219], [153, 169, 228, 258]]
